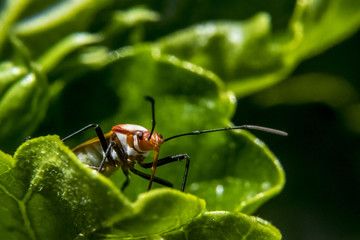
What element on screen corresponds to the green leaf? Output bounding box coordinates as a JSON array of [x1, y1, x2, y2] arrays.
[[0, 61, 27, 97], [97, 211, 282, 240], [186, 131, 285, 214], [289, 0, 360, 59], [37, 32, 103, 74], [0, 0, 31, 54], [0, 60, 48, 151], [13, 0, 112, 58], [0, 136, 133, 239], [0, 136, 205, 239], [47, 45, 234, 142], [105, 190, 205, 238], [157, 13, 290, 98], [156, 0, 360, 97], [101, 7, 160, 45], [105, 7, 160, 33], [161, 211, 282, 240]]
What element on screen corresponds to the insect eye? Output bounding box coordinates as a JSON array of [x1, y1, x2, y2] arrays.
[[137, 131, 144, 140]]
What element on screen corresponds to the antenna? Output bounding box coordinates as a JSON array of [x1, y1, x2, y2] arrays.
[[164, 125, 287, 142], [145, 96, 156, 140]]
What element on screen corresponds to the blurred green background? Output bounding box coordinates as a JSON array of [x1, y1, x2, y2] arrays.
[[1, 0, 359, 239], [238, 31, 360, 240]]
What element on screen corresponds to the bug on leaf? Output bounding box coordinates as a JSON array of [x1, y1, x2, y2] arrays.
[[62, 97, 287, 192]]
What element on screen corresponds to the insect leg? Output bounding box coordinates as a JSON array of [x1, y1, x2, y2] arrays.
[[98, 141, 116, 172], [130, 168, 173, 188], [139, 154, 190, 191], [121, 169, 131, 191]]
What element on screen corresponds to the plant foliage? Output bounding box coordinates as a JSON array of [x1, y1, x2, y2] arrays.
[[0, 0, 359, 239]]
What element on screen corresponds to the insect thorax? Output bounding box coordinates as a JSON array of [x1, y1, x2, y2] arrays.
[[114, 132, 150, 161]]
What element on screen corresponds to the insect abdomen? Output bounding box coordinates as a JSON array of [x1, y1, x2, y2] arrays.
[[73, 142, 104, 168]]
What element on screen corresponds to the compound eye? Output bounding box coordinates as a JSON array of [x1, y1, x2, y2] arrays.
[[136, 131, 144, 140]]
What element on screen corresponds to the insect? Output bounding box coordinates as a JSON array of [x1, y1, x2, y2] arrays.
[[62, 97, 287, 192]]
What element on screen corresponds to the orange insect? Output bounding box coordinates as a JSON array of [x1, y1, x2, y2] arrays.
[[62, 97, 287, 191]]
